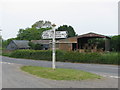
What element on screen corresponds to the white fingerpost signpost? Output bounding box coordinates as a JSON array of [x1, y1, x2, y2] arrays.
[[41, 24, 67, 70]]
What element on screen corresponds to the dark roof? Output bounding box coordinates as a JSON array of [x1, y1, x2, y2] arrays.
[[12, 40, 30, 48], [31, 40, 52, 44], [77, 32, 111, 39]]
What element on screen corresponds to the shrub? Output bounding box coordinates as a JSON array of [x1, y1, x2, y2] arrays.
[[9, 49, 119, 65], [10, 50, 52, 60], [99, 52, 119, 64], [29, 42, 43, 50]]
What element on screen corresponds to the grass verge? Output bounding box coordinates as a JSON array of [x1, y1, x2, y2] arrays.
[[21, 66, 102, 80]]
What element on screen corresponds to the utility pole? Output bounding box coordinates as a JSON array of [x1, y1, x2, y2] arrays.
[[52, 24, 56, 70]]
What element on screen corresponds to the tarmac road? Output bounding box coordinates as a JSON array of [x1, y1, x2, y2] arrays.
[[2, 56, 119, 78], [1, 56, 119, 88]]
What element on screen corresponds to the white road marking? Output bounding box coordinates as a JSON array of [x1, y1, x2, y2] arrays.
[[0, 62, 14, 65], [109, 76, 120, 79], [99, 74, 119, 79]]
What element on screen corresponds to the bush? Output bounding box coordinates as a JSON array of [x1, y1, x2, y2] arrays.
[[99, 52, 119, 64], [9, 49, 119, 65], [10, 49, 52, 60], [2, 50, 13, 57], [64, 52, 101, 63], [28, 42, 43, 50]]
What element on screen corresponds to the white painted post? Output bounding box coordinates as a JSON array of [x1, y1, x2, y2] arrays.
[[52, 24, 56, 70]]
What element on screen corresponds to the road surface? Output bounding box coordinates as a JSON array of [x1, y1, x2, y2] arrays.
[[1, 56, 119, 88], [2, 56, 119, 78]]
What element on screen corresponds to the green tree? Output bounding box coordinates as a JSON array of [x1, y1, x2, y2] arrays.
[[17, 27, 51, 40], [56, 25, 76, 37], [110, 35, 120, 52]]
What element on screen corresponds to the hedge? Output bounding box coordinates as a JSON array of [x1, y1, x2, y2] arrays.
[[9, 49, 119, 65]]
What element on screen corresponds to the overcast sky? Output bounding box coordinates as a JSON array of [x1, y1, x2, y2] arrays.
[[0, 0, 119, 40]]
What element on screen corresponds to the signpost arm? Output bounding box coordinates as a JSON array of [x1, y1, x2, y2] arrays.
[[52, 24, 56, 70]]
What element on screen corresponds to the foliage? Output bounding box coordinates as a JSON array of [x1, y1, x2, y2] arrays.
[[28, 42, 43, 50], [110, 35, 120, 52], [34, 44, 43, 50], [8, 50, 119, 65], [10, 50, 52, 60], [21, 66, 101, 80], [17, 27, 51, 40], [17, 24, 77, 40], [2, 50, 13, 56], [99, 52, 119, 64], [56, 25, 76, 38], [28, 42, 35, 49]]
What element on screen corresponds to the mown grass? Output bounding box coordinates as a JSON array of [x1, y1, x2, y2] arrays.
[[21, 66, 101, 80]]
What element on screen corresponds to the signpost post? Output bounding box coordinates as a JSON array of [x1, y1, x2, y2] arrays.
[[52, 24, 56, 70], [42, 24, 67, 70]]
